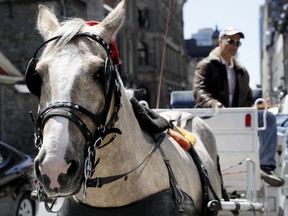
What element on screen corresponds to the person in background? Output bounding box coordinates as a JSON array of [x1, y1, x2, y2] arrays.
[[193, 27, 284, 187]]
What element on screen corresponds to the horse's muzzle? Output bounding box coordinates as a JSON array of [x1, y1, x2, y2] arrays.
[[34, 153, 83, 196]]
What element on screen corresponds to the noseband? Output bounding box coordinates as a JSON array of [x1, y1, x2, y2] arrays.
[[33, 101, 121, 149]]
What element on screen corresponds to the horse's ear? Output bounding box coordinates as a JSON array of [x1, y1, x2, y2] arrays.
[[37, 4, 60, 40], [98, 0, 127, 42]]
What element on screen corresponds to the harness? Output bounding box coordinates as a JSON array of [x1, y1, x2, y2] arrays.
[[26, 31, 220, 215], [128, 99, 221, 215]]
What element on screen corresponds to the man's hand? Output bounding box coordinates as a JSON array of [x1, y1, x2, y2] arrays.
[[214, 102, 224, 108]]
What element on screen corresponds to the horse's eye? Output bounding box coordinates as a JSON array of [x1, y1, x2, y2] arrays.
[[93, 66, 105, 81]]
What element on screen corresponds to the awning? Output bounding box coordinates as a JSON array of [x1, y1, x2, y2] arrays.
[[0, 51, 23, 84]]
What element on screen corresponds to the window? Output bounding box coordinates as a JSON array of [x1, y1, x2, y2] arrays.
[[138, 41, 148, 65], [138, 7, 149, 28]]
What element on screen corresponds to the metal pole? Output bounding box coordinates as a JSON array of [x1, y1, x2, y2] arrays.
[[156, 0, 172, 108], [213, 200, 264, 212]]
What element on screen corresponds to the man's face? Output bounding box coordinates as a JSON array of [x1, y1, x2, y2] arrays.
[[219, 34, 242, 58]]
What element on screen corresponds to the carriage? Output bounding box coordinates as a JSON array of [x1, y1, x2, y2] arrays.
[[155, 90, 288, 215], [25, 0, 288, 215]]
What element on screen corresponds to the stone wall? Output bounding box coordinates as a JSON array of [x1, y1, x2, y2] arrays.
[[0, 0, 90, 155], [0, 84, 38, 155]]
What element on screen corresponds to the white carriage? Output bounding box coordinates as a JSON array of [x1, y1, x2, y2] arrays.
[[155, 91, 288, 216]]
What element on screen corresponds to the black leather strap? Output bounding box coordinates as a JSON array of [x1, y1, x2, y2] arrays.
[[158, 146, 185, 204]]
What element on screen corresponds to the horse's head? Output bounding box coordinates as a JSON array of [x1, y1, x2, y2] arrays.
[[26, 0, 126, 198]]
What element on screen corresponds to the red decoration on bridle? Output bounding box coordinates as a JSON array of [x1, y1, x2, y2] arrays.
[[86, 21, 120, 65]]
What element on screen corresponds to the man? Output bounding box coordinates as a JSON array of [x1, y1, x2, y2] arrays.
[[193, 27, 284, 187]]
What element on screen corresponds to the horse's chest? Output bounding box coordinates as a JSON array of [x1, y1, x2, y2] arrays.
[[57, 189, 199, 216]]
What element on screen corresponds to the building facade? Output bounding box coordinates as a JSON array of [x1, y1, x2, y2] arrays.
[[0, 0, 192, 152], [191, 27, 216, 46], [185, 26, 219, 62], [0, 0, 107, 153], [117, 0, 191, 108], [260, 0, 288, 104]]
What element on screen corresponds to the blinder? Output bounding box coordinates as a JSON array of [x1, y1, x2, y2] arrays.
[[104, 57, 112, 97], [25, 58, 41, 97], [25, 32, 114, 98], [25, 35, 62, 97]]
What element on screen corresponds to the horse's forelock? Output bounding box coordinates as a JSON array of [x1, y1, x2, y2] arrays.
[[57, 18, 86, 41], [41, 18, 86, 57]]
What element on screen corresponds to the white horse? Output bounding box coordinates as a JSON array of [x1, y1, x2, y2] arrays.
[[25, 1, 222, 215]]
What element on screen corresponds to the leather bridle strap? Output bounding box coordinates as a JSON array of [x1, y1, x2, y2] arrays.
[[187, 139, 221, 214], [34, 101, 121, 149], [38, 109, 93, 142], [36, 102, 104, 127], [32, 32, 111, 60], [34, 102, 100, 147], [158, 146, 185, 204]]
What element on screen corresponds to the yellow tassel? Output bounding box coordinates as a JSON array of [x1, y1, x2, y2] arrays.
[[168, 129, 191, 151], [176, 126, 197, 146]]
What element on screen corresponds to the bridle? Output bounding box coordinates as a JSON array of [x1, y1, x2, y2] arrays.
[[26, 32, 123, 205], [26, 31, 123, 142], [26, 31, 123, 150]]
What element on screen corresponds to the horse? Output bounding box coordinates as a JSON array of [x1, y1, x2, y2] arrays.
[[25, 1, 222, 215]]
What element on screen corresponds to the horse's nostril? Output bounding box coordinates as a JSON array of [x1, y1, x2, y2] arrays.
[[67, 161, 79, 176], [58, 161, 80, 187]]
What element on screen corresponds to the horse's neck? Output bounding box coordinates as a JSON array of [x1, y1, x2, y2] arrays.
[[73, 97, 170, 206], [94, 97, 154, 175]]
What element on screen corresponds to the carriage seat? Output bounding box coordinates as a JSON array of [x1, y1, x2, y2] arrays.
[[170, 89, 263, 108], [252, 88, 262, 103], [170, 91, 195, 108]]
